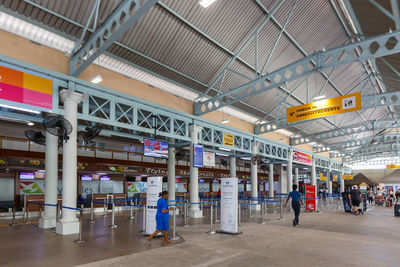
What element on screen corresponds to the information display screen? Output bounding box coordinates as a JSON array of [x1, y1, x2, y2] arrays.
[[193, 144, 204, 168], [143, 139, 168, 158], [81, 175, 92, 181], [20, 172, 34, 180]]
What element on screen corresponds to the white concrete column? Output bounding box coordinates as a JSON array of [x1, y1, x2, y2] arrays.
[[56, 90, 84, 235], [189, 125, 203, 218], [327, 165, 332, 194], [280, 164, 287, 194], [39, 131, 58, 229], [340, 172, 345, 194], [251, 142, 260, 210], [287, 150, 293, 193], [268, 163, 274, 198], [230, 155, 236, 178], [168, 139, 176, 202], [294, 167, 299, 188]]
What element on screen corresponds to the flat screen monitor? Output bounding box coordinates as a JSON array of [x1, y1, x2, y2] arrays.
[[199, 179, 204, 183], [81, 175, 92, 181], [100, 176, 110, 181], [193, 144, 203, 168], [143, 139, 168, 158], [20, 172, 34, 180], [246, 180, 251, 184]]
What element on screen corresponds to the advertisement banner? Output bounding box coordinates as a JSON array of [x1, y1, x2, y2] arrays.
[[145, 176, 163, 235], [220, 178, 239, 234], [292, 150, 312, 165], [287, 92, 361, 123], [306, 185, 316, 211], [203, 151, 215, 167], [0, 65, 53, 111], [223, 133, 234, 147]]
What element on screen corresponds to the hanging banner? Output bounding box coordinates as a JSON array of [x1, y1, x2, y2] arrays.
[[342, 174, 353, 180], [319, 173, 326, 181], [387, 164, 400, 169], [223, 133, 234, 147], [220, 178, 239, 234], [332, 174, 338, 182], [287, 92, 361, 123], [203, 151, 215, 167], [0, 65, 53, 111], [306, 185, 316, 211], [292, 150, 312, 165], [145, 176, 163, 235]]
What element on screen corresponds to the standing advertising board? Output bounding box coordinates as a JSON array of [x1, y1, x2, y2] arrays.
[[220, 178, 239, 234], [203, 151, 215, 167], [145, 176, 163, 235], [306, 185, 316, 211]]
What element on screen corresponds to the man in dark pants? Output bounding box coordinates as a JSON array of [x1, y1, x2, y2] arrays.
[[285, 184, 304, 226]]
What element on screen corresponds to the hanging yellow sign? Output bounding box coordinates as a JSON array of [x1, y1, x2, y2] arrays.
[[333, 175, 338, 182], [342, 174, 353, 180], [287, 92, 361, 123], [387, 164, 400, 169], [223, 132, 234, 147], [320, 173, 326, 181]]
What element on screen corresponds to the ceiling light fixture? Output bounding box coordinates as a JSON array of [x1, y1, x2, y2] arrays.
[[313, 95, 326, 101], [90, 74, 103, 84], [199, 0, 217, 8], [27, 122, 34, 126], [0, 103, 41, 114], [219, 147, 231, 152], [221, 119, 229, 124]]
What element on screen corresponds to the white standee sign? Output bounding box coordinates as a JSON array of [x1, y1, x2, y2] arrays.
[[220, 177, 239, 234], [145, 176, 163, 235], [203, 151, 215, 167]]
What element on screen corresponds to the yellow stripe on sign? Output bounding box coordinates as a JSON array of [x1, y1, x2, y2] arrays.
[[23, 72, 52, 95], [287, 92, 361, 123], [342, 174, 353, 180]]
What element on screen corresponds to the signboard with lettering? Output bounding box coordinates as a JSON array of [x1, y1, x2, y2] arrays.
[[292, 150, 312, 165], [387, 164, 400, 169], [220, 178, 239, 234], [223, 132, 234, 147], [287, 92, 361, 123], [342, 174, 353, 180]]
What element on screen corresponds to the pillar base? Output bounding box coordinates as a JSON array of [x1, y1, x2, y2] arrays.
[[250, 204, 261, 211], [39, 217, 56, 229], [56, 220, 80, 235], [189, 209, 203, 218]]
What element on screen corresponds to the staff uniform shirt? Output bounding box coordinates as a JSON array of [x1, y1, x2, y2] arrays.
[[289, 191, 302, 202], [156, 197, 169, 231]]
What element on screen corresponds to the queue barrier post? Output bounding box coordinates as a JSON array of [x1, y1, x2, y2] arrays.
[[89, 200, 95, 224], [129, 200, 135, 220], [238, 204, 242, 229], [109, 202, 117, 229], [170, 207, 180, 241], [39, 203, 42, 219], [74, 204, 86, 243], [24, 201, 29, 223], [207, 205, 216, 235], [142, 204, 146, 232], [56, 204, 60, 222], [279, 198, 284, 220], [214, 203, 219, 223], [183, 202, 189, 227], [9, 201, 18, 227]]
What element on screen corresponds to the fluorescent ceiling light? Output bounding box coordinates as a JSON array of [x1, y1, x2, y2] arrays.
[[216, 152, 229, 157], [221, 119, 229, 124], [199, 0, 217, 8], [219, 147, 231, 152], [313, 95, 326, 101], [0, 103, 41, 114], [240, 157, 251, 160], [91, 74, 103, 84], [27, 122, 34, 126]]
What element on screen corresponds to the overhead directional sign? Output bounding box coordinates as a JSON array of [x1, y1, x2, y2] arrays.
[[342, 174, 353, 180], [287, 92, 361, 123], [387, 164, 400, 169], [223, 132, 234, 147]]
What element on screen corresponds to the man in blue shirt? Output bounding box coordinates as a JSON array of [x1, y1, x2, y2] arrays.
[[284, 184, 304, 226]]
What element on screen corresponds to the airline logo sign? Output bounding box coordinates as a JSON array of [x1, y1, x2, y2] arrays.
[[319, 173, 326, 181], [387, 164, 400, 169], [20, 181, 44, 194], [223, 132, 234, 147], [342, 174, 353, 180], [287, 92, 361, 123]]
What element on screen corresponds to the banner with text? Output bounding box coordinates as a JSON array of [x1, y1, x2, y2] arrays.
[[223, 133, 234, 147], [203, 151, 215, 167], [287, 92, 361, 123], [342, 174, 353, 180], [220, 178, 239, 234], [306, 185, 316, 211], [145, 176, 163, 235], [292, 150, 312, 165]]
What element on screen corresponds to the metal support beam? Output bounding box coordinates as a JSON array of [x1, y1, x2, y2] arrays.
[[195, 29, 400, 116], [258, 90, 400, 135], [69, 0, 158, 76], [329, 133, 400, 150]]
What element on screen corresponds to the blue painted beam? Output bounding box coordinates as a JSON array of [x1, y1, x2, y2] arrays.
[[70, 0, 158, 76]]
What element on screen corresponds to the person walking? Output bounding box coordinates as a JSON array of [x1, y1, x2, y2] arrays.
[[146, 191, 174, 245], [367, 189, 374, 205], [284, 184, 304, 226], [348, 185, 362, 215]]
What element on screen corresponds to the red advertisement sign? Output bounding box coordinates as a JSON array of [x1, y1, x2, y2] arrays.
[[293, 150, 312, 165], [306, 185, 316, 211]]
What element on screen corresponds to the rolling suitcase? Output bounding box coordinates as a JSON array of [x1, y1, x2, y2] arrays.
[[395, 204, 400, 217]]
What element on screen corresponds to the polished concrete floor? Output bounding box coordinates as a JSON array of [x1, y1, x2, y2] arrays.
[[1, 205, 399, 267]]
